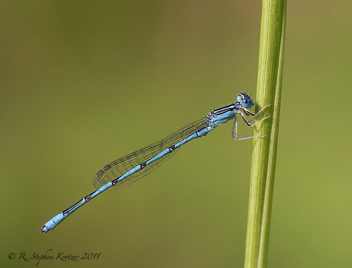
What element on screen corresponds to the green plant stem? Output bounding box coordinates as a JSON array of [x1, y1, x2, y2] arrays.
[[244, 1, 286, 268]]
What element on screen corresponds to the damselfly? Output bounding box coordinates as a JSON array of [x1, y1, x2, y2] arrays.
[[41, 93, 270, 233]]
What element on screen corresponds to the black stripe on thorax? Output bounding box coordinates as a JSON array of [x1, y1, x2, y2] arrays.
[[212, 103, 236, 115]]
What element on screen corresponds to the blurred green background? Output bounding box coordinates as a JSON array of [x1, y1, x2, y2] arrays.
[[1, 1, 352, 267]]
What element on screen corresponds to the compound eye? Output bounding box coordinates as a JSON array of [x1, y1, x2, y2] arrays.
[[236, 93, 253, 108], [243, 98, 253, 108]]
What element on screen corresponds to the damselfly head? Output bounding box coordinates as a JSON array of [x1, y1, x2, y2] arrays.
[[236, 93, 254, 108]]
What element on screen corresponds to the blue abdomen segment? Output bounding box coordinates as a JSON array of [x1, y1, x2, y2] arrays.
[[41, 213, 65, 233]]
